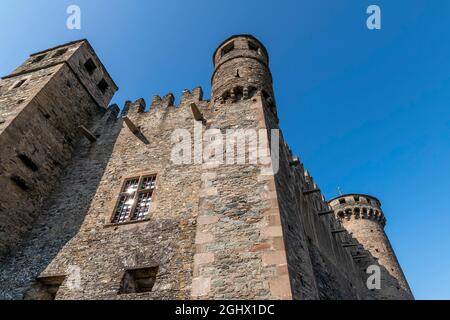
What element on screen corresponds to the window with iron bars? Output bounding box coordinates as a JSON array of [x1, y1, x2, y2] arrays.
[[111, 175, 156, 224]]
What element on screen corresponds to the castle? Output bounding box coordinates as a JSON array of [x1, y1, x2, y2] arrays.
[[0, 35, 413, 300]]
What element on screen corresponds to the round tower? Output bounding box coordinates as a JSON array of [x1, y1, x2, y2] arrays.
[[211, 35, 276, 113], [328, 194, 413, 299]]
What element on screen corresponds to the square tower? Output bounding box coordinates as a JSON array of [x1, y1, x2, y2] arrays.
[[0, 40, 118, 259]]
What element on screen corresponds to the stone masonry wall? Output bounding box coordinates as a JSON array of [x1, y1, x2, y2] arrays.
[[329, 195, 414, 299], [0, 40, 117, 260], [1, 90, 207, 299], [259, 96, 374, 300], [0, 64, 105, 260], [0, 105, 120, 299], [0, 36, 413, 300], [191, 94, 291, 300]]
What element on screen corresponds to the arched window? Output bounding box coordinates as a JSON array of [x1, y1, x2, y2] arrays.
[[234, 86, 243, 100], [222, 90, 230, 103]]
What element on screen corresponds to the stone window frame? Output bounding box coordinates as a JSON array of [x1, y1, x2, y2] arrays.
[[118, 265, 159, 295], [9, 76, 31, 91], [221, 41, 235, 57], [52, 48, 68, 58], [24, 274, 67, 300], [31, 53, 47, 64], [248, 40, 262, 55], [83, 58, 97, 75], [97, 78, 109, 94], [107, 173, 158, 226]]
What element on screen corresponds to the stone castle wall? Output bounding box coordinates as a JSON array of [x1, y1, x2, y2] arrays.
[[0, 40, 117, 260], [0, 36, 413, 300]]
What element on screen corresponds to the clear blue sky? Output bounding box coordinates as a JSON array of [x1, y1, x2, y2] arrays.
[[1, 0, 449, 300]]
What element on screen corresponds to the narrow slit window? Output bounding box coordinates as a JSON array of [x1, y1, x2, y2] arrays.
[[18, 154, 39, 172], [53, 48, 68, 58], [112, 175, 156, 224], [13, 79, 27, 89], [10, 174, 29, 191], [31, 54, 46, 64]]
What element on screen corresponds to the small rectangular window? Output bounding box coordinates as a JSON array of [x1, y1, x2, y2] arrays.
[[53, 48, 68, 58], [221, 41, 235, 57], [84, 58, 97, 75], [18, 154, 39, 172], [31, 54, 46, 64], [13, 79, 27, 89], [25, 275, 66, 300], [112, 175, 156, 224], [248, 41, 259, 52], [119, 266, 159, 294], [97, 79, 109, 94], [354, 196, 360, 202], [10, 174, 29, 191], [339, 198, 346, 205]]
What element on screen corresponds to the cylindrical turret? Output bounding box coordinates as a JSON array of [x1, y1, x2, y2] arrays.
[[329, 194, 413, 299], [211, 35, 275, 113]]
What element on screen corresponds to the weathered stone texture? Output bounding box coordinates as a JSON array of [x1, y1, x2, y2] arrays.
[[191, 98, 290, 300], [329, 195, 414, 299], [0, 106, 121, 299], [0, 35, 413, 300], [0, 40, 117, 260]]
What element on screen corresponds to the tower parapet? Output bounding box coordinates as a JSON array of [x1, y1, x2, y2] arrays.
[[211, 35, 276, 115], [329, 194, 414, 299], [0, 39, 117, 260], [329, 194, 386, 227]]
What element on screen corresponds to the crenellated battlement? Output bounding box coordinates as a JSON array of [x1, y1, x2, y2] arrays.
[[121, 98, 146, 116], [180, 87, 204, 106], [328, 194, 386, 226], [0, 35, 413, 301], [334, 204, 386, 226], [121, 87, 207, 118], [151, 93, 174, 111], [284, 145, 338, 216]]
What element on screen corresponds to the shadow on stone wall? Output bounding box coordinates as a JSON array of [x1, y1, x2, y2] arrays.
[[0, 111, 121, 300], [307, 233, 413, 300]]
